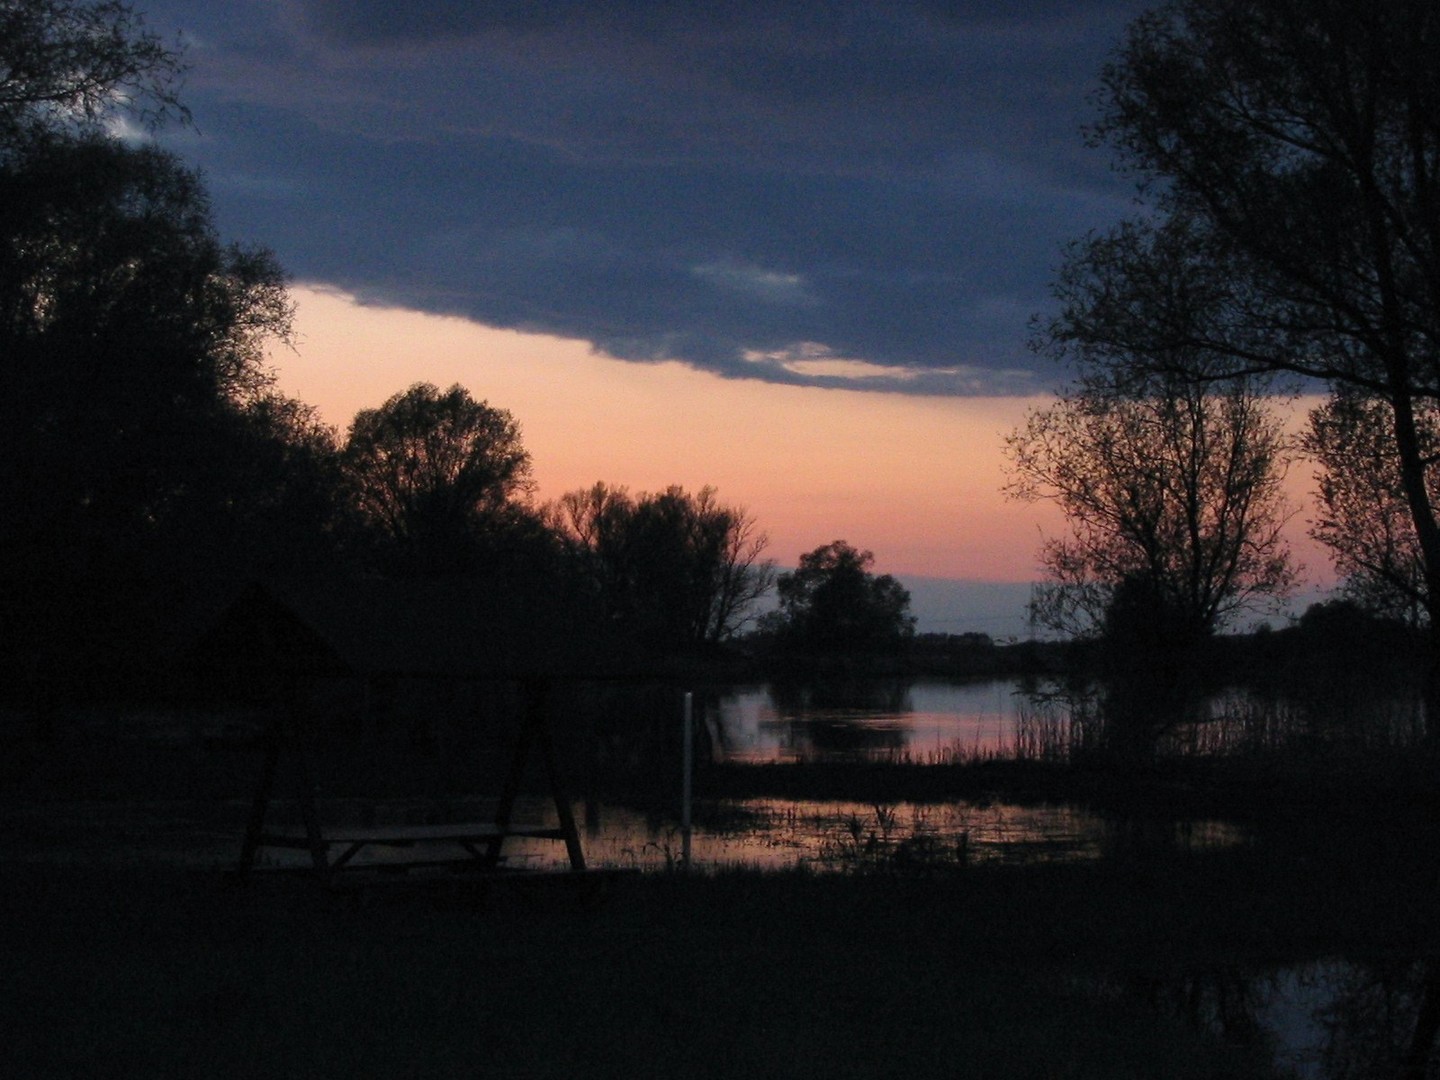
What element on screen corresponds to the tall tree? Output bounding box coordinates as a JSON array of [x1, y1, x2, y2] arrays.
[[549, 483, 774, 649], [1, 133, 293, 550], [1004, 366, 1296, 640], [702, 486, 777, 643], [342, 383, 535, 577], [0, 0, 188, 141], [1039, 0, 1440, 726], [1305, 390, 1437, 624], [768, 541, 915, 654], [198, 391, 347, 573], [0, 0, 333, 676], [0, 134, 295, 575], [0, 139, 308, 669]]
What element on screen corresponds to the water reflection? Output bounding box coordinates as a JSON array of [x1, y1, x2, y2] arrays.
[[770, 677, 914, 714], [713, 678, 1022, 762], [514, 796, 1242, 873], [705, 675, 1431, 766], [186, 794, 1241, 876], [1118, 956, 1440, 1079]]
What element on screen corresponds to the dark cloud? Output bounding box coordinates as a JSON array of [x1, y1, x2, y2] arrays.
[[145, 0, 1146, 395]]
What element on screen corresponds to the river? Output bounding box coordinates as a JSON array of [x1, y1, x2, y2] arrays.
[[708, 677, 1026, 762]]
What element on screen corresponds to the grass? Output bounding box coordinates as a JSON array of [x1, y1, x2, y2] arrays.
[[6, 825, 1438, 1080], [1, 860, 1291, 1080], [11, 689, 1440, 828], [7, 705, 1440, 1077]]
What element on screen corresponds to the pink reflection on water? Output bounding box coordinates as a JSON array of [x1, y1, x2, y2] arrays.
[[711, 680, 1024, 763]]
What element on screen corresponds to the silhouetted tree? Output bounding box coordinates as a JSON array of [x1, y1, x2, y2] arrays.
[[1312, 958, 1440, 1080], [199, 391, 348, 572], [0, 0, 187, 142], [767, 541, 915, 654], [1090, 571, 1217, 760], [1305, 390, 1434, 625], [341, 382, 536, 577], [1040, 0, 1440, 730], [0, 3, 358, 685], [0, 135, 292, 520], [1005, 365, 1296, 640], [549, 483, 774, 649], [0, 136, 325, 675]]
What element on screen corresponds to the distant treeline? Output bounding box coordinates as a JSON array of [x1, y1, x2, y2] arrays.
[[741, 599, 1427, 689]]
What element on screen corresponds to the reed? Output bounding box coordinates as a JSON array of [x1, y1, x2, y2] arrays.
[[816, 801, 971, 875]]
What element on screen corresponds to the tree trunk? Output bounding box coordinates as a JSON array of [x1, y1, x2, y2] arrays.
[[1400, 958, 1440, 1080], [1388, 390, 1440, 744], [1424, 627, 1440, 751]]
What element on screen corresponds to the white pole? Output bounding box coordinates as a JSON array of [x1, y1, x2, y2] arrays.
[[681, 691, 693, 868]]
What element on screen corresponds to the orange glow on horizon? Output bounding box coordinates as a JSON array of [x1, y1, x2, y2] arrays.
[[269, 285, 1333, 587]]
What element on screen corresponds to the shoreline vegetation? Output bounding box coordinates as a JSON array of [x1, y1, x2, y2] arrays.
[[3, 586, 1435, 1079], [6, 619, 1440, 1076], [5, 599, 1435, 824], [6, 2, 1440, 1073], [4, 829, 1435, 1079]]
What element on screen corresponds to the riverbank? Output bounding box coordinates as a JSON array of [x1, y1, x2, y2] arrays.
[[698, 750, 1440, 822], [10, 713, 1440, 838], [8, 835, 1430, 1079], [6, 715, 1440, 1076]]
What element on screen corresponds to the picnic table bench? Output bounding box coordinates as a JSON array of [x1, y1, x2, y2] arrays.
[[236, 677, 594, 887], [256, 822, 576, 870]]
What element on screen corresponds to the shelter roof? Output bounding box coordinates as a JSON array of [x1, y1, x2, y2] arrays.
[[188, 573, 650, 681]]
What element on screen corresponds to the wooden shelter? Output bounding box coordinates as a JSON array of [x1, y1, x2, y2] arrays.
[[190, 575, 644, 887]]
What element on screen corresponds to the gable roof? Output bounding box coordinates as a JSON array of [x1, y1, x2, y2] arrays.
[[188, 573, 650, 681]]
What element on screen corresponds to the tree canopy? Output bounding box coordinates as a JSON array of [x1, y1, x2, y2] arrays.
[[1041, 0, 1440, 632], [0, 132, 301, 575], [0, 0, 188, 141], [549, 483, 773, 650], [1005, 365, 1296, 640], [767, 541, 914, 655], [0, 3, 340, 667], [341, 383, 536, 578], [1304, 390, 1438, 624]]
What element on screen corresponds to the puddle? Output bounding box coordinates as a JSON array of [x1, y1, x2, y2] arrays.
[[1111, 957, 1440, 1079], [0, 793, 1244, 874]]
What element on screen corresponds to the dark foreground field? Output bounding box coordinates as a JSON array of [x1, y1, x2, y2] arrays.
[[5, 826, 1437, 1080]]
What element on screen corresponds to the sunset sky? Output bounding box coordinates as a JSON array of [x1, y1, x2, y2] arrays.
[[139, 1, 1333, 635]]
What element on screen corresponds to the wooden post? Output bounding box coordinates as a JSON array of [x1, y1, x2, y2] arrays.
[[681, 691, 693, 868], [483, 681, 535, 869], [485, 677, 587, 871], [290, 704, 331, 882], [536, 690, 586, 871], [236, 690, 330, 884], [236, 710, 283, 879]]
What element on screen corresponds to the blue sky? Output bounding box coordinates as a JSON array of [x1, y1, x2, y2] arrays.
[[144, 0, 1146, 396], [124, 1, 1335, 634]]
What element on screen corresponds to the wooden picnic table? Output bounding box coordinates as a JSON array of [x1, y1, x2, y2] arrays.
[[256, 822, 575, 869], [236, 677, 591, 886]]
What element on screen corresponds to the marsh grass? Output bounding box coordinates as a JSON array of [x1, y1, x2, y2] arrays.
[[816, 801, 972, 875], [1011, 686, 1105, 763], [7, 711, 1440, 1078], [1164, 690, 1429, 760], [1, 855, 1328, 1080]]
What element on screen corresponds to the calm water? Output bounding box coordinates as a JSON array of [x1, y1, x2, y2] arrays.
[[15, 790, 1235, 876], [701, 675, 1426, 763], [222, 676, 1240, 871], [1105, 957, 1440, 1079], [20, 677, 1427, 1078], [709, 678, 1028, 762]]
